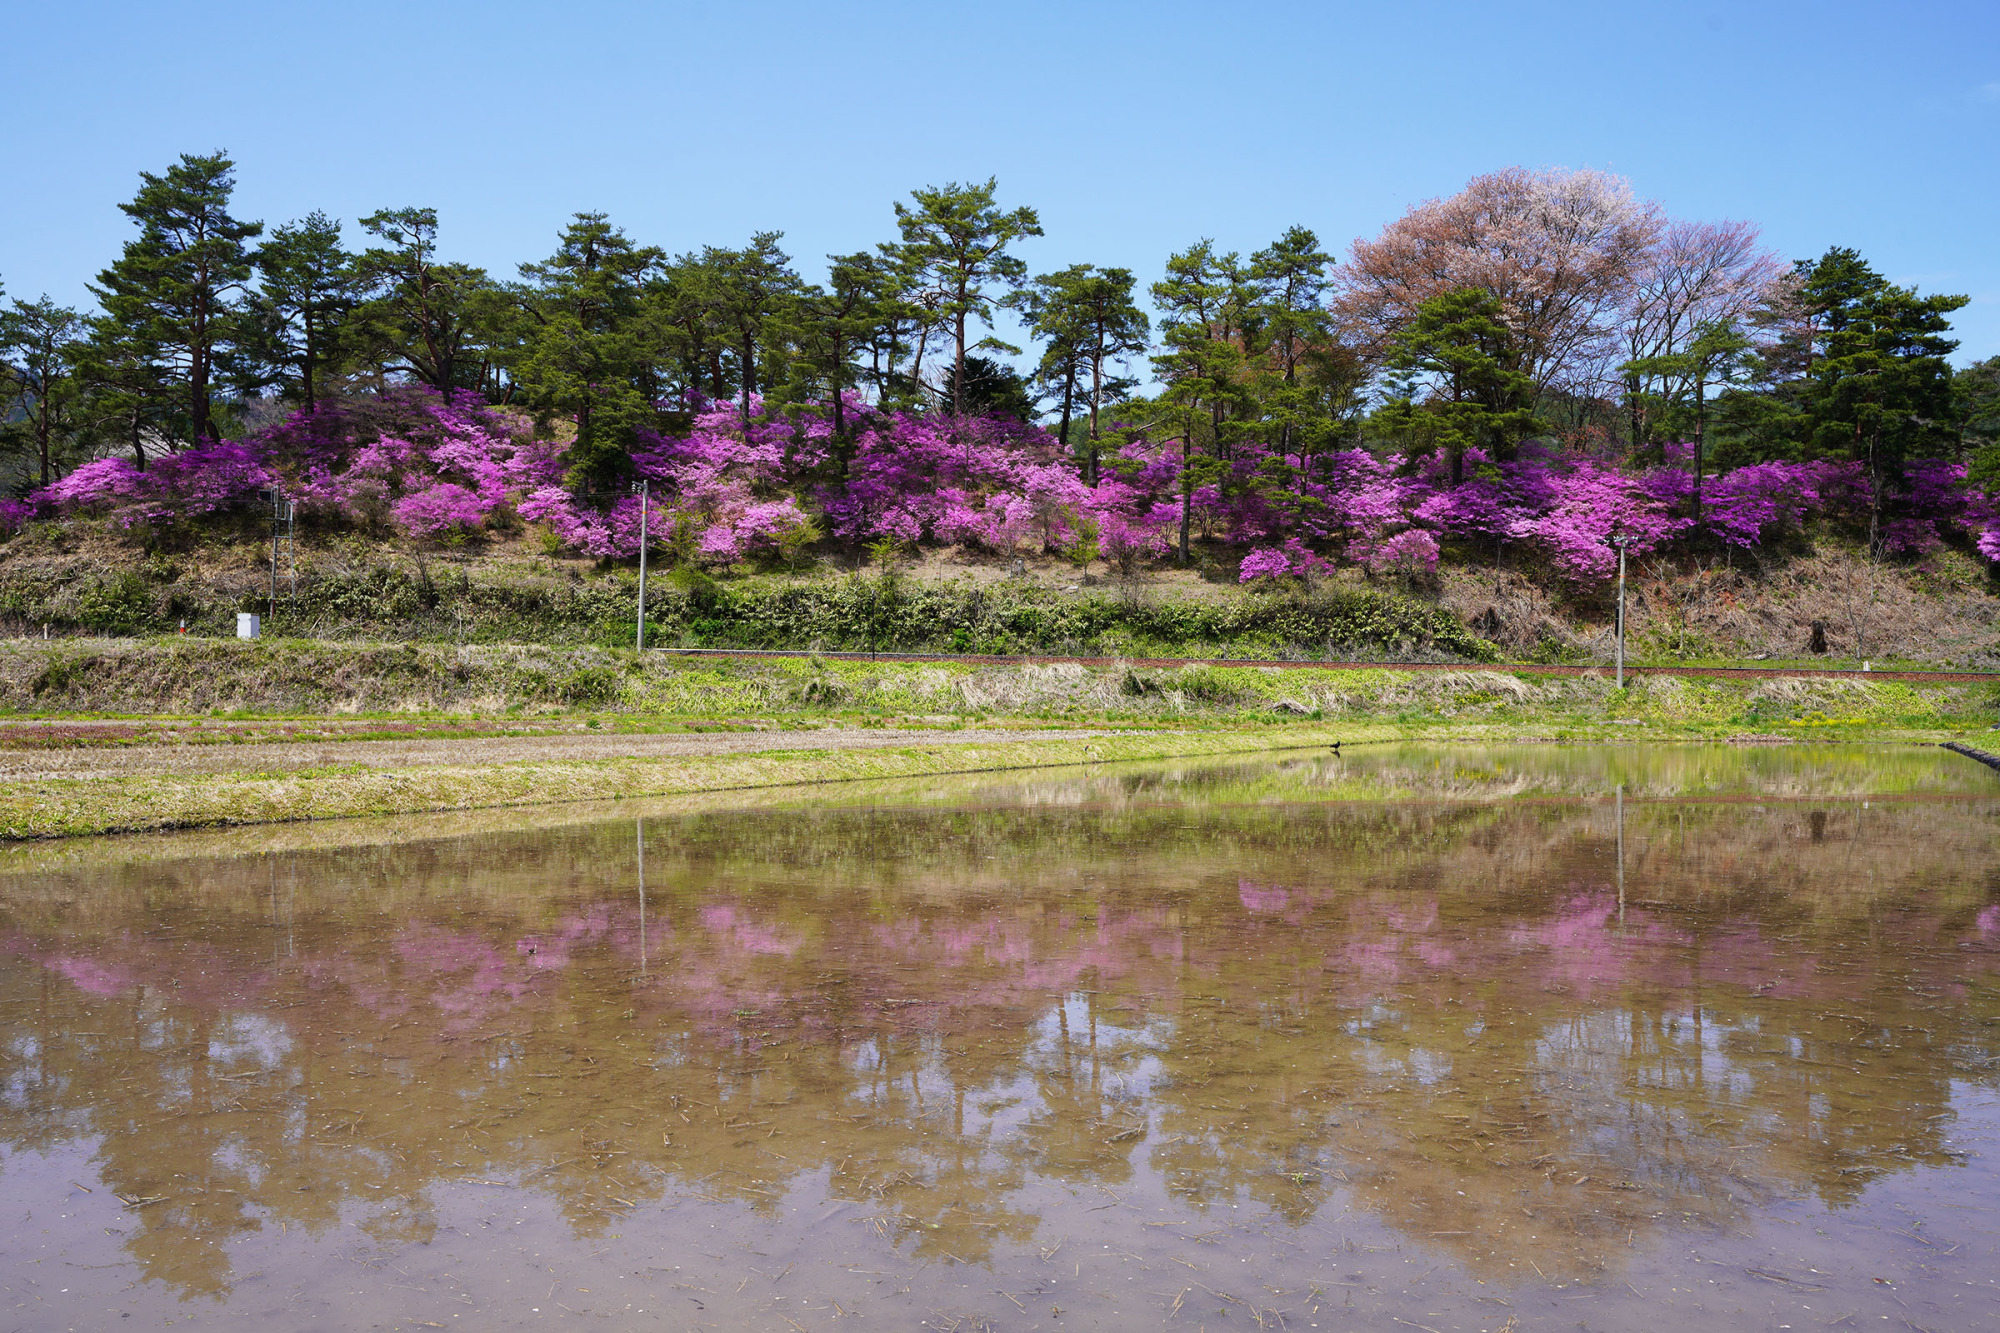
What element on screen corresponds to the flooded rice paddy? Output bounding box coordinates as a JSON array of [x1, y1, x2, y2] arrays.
[[3, 742, 2000, 1331]]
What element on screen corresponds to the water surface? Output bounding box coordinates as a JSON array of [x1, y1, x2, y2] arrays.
[[4, 743, 1999, 1331]]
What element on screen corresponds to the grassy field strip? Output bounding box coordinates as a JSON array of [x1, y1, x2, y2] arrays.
[[0, 723, 1406, 841], [654, 646, 2000, 685]]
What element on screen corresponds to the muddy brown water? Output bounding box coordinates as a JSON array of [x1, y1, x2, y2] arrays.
[[3, 744, 1999, 1331]]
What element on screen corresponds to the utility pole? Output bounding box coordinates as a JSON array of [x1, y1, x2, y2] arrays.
[[633, 479, 649, 652], [1610, 529, 1628, 690], [268, 487, 282, 623], [1615, 782, 1625, 924]]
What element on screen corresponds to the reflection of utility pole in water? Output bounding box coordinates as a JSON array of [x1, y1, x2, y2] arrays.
[[1616, 782, 1626, 924], [636, 817, 648, 977], [268, 854, 297, 960]]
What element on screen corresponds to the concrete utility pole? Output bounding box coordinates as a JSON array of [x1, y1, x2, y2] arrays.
[[267, 488, 283, 623], [1615, 782, 1625, 923], [634, 479, 649, 652], [1610, 529, 1628, 690]]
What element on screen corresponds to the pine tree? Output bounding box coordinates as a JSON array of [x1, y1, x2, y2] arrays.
[[351, 208, 499, 394], [892, 179, 1041, 416], [1249, 227, 1334, 462], [251, 210, 357, 412], [1, 296, 87, 486], [1373, 289, 1539, 485], [89, 151, 262, 444], [1151, 241, 1250, 561], [705, 233, 800, 428], [508, 213, 661, 483], [1799, 259, 1966, 548]]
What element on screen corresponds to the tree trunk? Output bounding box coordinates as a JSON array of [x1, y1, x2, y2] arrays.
[[302, 308, 318, 414], [1057, 367, 1075, 480], [830, 330, 847, 448], [1867, 428, 1881, 555], [905, 323, 927, 399], [1691, 368, 1705, 530], [1087, 341, 1104, 487], [1178, 435, 1192, 564], [952, 307, 967, 417], [191, 337, 212, 443]]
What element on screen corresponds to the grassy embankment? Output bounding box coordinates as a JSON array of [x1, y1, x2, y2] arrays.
[[9, 516, 2000, 667], [1, 637, 1994, 841]]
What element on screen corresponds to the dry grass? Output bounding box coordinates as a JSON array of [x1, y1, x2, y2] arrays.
[[0, 725, 1100, 781], [0, 724, 1398, 841], [1439, 539, 2000, 665]]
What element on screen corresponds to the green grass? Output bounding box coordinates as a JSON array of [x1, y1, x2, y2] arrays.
[[0, 724, 1407, 841]]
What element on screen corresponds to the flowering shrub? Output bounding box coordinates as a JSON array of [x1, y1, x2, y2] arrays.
[[1357, 528, 1442, 578], [32, 440, 274, 527], [1237, 547, 1294, 583], [8, 383, 2000, 590], [1098, 510, 1173, 574], [1239, 537, 1335, 584], [392, 483, 489, 540]]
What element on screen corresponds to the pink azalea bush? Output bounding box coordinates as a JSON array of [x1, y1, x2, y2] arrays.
[[1357, 528, 1442, 578], [34, 440, 275, 527], [6, 384, 1999, 589], [1239, 537, 1336, 584], [391, 483, 490, 540]]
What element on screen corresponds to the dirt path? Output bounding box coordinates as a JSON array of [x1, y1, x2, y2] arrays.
[[0, 726, 1109, 781]]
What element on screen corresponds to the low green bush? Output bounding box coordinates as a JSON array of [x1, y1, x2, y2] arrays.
[[0, 559, 1500, 662]]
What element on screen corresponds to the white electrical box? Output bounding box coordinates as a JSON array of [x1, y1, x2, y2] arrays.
[[237, 612, 261, 640]]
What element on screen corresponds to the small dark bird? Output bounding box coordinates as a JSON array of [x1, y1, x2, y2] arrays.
[[1330, 741, 1341, 753]]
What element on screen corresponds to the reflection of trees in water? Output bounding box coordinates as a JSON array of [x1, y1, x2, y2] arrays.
[[0, 792, 1996, 1298]]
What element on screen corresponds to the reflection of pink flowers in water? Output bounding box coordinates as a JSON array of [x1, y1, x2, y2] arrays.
[[1978, 905, 2000, 937], [1415, 939, 1458, 968], [50, 956, 135, 996], [871, 920, 922, 952], [1239, 881, 1290, 915], [700, 904, 800, 956], [1341, 939, 1404, 982], [513, 905, 618, 971], [1384, 901, 1439, 934], [1503, 892, 1623, 991], [515, 936, 569, 970], [1534, 894, 1617, 948]]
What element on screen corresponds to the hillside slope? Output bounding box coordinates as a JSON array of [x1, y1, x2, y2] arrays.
[[3, 520, 1995, 668]]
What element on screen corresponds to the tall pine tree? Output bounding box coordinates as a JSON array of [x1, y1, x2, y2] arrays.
[[89, 152, 262, 445]]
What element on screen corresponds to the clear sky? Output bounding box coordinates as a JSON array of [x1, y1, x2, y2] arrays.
[[3, 0, 1996, 362]]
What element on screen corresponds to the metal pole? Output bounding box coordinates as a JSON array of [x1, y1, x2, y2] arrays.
[[1615, 543, 1626, 690], [270, 489, 280, 623], [1615, 782, 1625, 924], [288, 501, 297, 606], [636, 479, 649, 652], [636, 817, 647, 977]]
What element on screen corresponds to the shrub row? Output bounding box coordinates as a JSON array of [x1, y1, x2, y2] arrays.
[[0, 561, 1499, 662]]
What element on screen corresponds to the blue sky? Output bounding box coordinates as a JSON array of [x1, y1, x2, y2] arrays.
[[4, 0, 1997, 362]]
